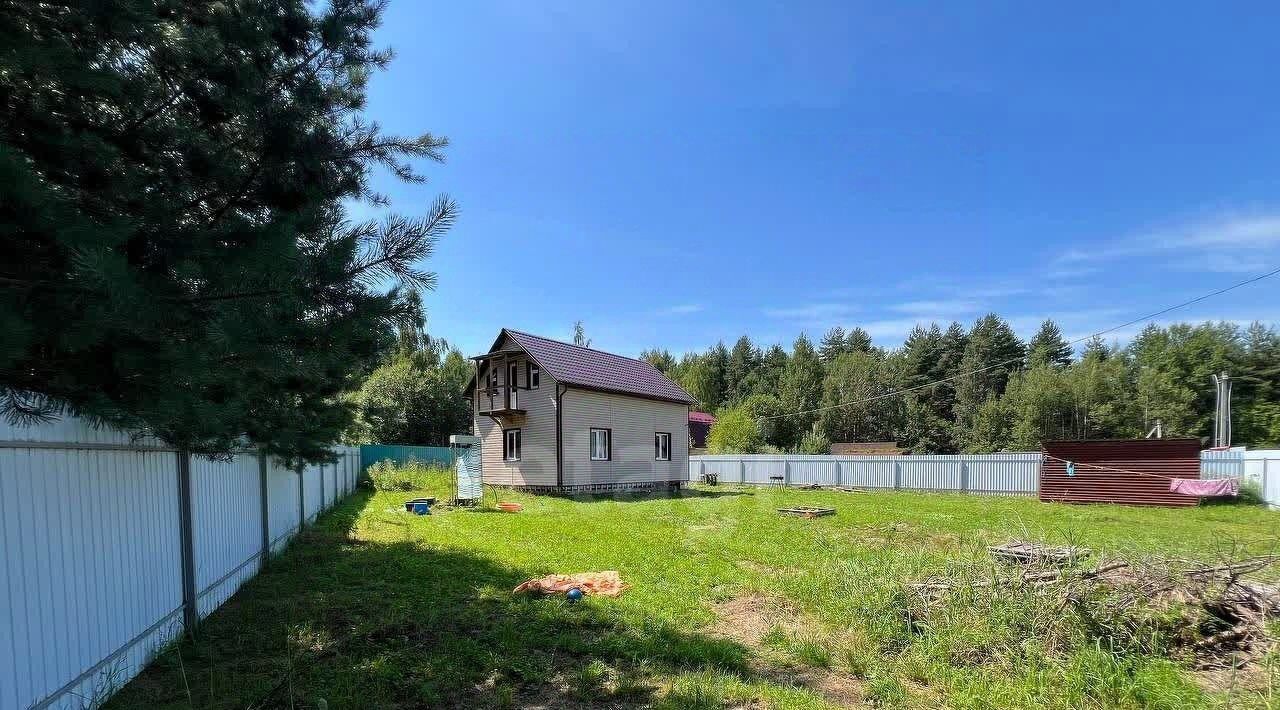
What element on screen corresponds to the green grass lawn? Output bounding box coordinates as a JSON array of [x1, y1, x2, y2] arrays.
[[109, 475, 1280, 709]]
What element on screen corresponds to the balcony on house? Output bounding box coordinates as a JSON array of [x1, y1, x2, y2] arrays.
[[477, 383, 525, 415]]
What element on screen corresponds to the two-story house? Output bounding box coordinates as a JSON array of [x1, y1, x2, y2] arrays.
[[466, 329, 695, 492]]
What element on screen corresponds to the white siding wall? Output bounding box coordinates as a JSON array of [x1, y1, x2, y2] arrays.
[[562, 389, 689, 486], [0, 417, 358, 709], [475, 337, 559, 487]]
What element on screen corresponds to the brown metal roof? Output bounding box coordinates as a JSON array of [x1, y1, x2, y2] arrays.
[[472, 329, 696, 405], [1040, 438, 1202, 507]]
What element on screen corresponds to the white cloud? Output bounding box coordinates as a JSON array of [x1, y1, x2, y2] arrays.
[[889, 300, 983, 316], [762, 302, 860, 322], [1057, 212, 1280, 267], [658, 303, 704, 315]]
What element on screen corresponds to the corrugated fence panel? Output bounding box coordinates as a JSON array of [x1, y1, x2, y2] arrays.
[[965, 453, 1042, 495], [268, 460, 301, 553], [898, 456, 963, 491], [192, 453, 263, 619], [693, 451, 1266, 504], [0, 445, 183, 710], [1200, 450, 1245, 480], [325, 462, 338, 506], [787, 456, 843, 485], [303, 463, 323, 521], [837, 457, 897, 488], [689, 453, 1040, 495], [0, 416, 168, 448], [742, 457, 786, 484], [359, 444, 452, 472], [1194, 451, 1279, 508], [2, 415, 358, 709]]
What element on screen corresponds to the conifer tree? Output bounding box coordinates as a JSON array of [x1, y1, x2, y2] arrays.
[[1027, 319, 1073, 369], [725, 335, 762, 403], [0, 1, 452, 462], [951, 314, 1025, 450], [778, 334, 824, 447], [818, 327, 849, 362], [845, 326, 875, 355]]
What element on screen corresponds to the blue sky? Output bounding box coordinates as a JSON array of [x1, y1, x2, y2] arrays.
[[359, 2, 1280, 358]]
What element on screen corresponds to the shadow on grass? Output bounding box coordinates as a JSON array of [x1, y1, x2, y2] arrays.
[[106, 490, 750, 709]]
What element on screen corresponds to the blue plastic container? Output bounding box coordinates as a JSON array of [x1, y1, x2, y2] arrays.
[[404, 497, 436, 514]]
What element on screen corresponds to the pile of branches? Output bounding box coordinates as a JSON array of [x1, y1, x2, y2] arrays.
[[908, 552, 1280, 669]]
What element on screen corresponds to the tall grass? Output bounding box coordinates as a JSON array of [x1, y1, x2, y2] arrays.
[[363, 459, 452, 496]]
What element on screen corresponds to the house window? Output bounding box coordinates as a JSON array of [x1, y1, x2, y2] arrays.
[[590, 428, 611, 461], [655, 432, 671, 461], [527, 362, 540, 389], [488, 366, 498, 392], [503, 428, 521, 461]]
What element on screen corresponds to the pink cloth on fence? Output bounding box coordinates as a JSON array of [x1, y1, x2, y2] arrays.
[[1169, 477, 1239, 497]]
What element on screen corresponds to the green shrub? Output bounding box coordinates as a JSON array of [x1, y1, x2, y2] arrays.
[[364, 459, 452, 494], [706, 407, 763, 454], [796, 428, 831, 455]]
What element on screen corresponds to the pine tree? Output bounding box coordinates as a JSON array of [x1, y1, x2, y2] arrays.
[[725, 335, 762, 403], [706, 342, 730, 409], [640, 348, 677, 373], [778, 334, 824, 447], [0, 1, 452, 463], [760, 344, 789, 393], [1027, 320, 1073, 369], [818, 327, 849, 362], [846, 326, 875, 355], [818, 351, 900, 444], [952, 314, 1025, 450]]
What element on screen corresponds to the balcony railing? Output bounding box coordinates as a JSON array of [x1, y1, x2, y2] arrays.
[[477, 385, 524, 414]]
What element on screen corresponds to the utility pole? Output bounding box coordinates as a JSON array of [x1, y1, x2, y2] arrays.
[[1211, 372, 1232, 448]]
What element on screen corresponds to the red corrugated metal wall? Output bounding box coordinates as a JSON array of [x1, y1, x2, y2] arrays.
[[1040, 439, 1202, 507]]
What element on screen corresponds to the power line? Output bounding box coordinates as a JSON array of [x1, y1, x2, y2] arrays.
[[762, 265, 1280, 420]]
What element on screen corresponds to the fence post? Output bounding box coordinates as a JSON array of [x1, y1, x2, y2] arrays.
[[319, 462, 326, 511], [258, 452, 270, 564], [959, 461, 969, 493], [893, 461, 901, 490], [176, 450, 198, 633], [835, 459, 842, 486], [297, 465, 305, 528], [783, 458, 790, 487], [740, 457, 746, 485], [1264, 459, 1271, 506]]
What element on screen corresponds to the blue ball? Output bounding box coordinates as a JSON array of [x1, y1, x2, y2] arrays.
[[566, 587, 584, 602]]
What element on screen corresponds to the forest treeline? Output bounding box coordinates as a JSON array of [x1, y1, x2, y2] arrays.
[[641, 317, 1280, 454]]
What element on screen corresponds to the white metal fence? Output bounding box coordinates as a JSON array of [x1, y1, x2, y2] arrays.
[[690, 453, 1043, 495], [1200, 449, 1280, 508], [691, 451, 1280, 506], [0, 416, 359, 710]]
